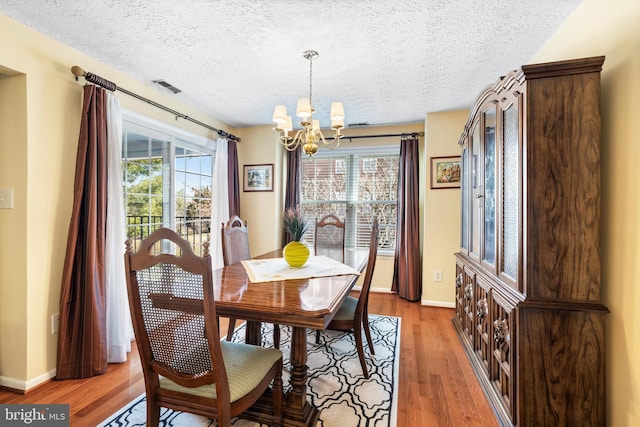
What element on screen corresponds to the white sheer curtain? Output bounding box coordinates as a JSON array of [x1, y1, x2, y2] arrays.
[[212, 137, 230, 269], [105, 93, 132, 363]]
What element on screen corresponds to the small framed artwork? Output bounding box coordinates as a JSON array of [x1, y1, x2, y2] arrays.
[[243, 164, 274, 192], [430, 156, 461, 189]]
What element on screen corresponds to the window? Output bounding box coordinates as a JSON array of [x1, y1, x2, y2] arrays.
[[122, 111, 215, 255], [301, 146, 399, 252]]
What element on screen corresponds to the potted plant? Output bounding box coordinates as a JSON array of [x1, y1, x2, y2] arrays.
[[283, 207, 310, 267]]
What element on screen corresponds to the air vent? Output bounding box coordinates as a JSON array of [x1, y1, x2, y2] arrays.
[[152, 79, 182, 94], [348, 122, 370, 128]]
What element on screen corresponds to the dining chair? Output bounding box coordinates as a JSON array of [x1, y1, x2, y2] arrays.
[[314, 214, 346, 261], [316, 217, 379, 379], [124, 227, 283, 427], [221, 215, 280, 348]]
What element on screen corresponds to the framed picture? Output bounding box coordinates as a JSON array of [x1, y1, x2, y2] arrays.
[[430, 156, 461, 189], [243, 164, 274, 192]]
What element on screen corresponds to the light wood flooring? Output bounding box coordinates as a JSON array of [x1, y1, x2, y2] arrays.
[[0, 293, 498, 427]]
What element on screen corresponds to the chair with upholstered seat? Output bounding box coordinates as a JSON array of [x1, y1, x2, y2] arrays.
[[316, 217, 379, 379], [124, 228, 283, 427], [314, 214, 346, 261], [222, 216, 280, 348]]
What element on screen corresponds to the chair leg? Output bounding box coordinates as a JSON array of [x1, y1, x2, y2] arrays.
[[272, 364, 284, 426], [363, 314, 375, 355], [315, 329, 321, 344], [273, 324, 281, 349], [146, 395, 160, 427], [353, 322, 369, 379], [226, 318, 237, 341]]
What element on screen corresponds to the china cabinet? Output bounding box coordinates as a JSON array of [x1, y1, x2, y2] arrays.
[[453, 56, 608, 426]]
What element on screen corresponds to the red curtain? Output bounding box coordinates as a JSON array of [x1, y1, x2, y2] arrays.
[[227, 139, 240, 217], [56, 85, 108, 379], [392, 137, 422, 301]]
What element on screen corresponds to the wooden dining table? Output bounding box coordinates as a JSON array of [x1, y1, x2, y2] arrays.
[[212, 248, 369, 427]]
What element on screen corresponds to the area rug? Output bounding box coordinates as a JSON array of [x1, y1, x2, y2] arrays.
[[98, 315, 400, 427]]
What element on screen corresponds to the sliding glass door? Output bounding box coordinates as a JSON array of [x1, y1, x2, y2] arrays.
[[122, 114, 214, 255]]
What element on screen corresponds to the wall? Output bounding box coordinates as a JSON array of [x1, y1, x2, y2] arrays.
[[0, 14, 235, 390], [237, 123, 425, 293], [423, 110, 469, 306], [529, 0, 640, 424], [0, 70, 28, 385]]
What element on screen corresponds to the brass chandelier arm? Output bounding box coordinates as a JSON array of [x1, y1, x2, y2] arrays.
[[272, 50, 345, 157]]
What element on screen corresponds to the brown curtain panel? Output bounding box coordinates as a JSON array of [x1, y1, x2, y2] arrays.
[[227, 139, 240, 217], [392, 137, 422, 301], [282, 146, 302, 246], [56, 85, 109, 379]]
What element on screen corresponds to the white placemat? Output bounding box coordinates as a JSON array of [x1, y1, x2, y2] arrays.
[[241, 255, 361, 283]]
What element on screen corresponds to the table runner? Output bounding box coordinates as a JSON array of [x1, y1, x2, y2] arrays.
[[241, 255, 361, 283]]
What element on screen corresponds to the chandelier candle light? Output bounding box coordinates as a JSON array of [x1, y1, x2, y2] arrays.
[[272, 50, 345, 157]]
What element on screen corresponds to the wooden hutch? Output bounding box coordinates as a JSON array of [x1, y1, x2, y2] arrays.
[[452, 56, 608, 426]]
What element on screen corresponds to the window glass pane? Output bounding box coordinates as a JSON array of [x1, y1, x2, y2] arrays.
[[175, 147, 187, 171], [185, 173, 200, 196], [149, 159, 163, 195], [301, 150, 398, 251]]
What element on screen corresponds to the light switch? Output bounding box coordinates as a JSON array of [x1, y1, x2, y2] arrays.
[[0, 189, 14, 209]]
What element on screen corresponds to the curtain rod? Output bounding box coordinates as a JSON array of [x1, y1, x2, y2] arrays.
[[330, 131, 424, 141], [70, 66, 240, 142]]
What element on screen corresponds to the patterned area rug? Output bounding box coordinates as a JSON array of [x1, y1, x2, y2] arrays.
[[98, 315, 400, 427]]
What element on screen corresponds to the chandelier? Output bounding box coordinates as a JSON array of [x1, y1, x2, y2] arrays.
[[272, 50, 345, 156]]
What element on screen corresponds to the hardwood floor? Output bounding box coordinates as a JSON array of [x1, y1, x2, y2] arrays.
[[0, 293, 498, 427]]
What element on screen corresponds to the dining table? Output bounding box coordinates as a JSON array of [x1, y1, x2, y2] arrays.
[[213, 248, 369, 427]]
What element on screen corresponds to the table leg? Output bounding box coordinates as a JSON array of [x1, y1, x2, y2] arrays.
[[282, 326, 320, 426], [245, 320, 262, 346], [241, 324, 320, 426]]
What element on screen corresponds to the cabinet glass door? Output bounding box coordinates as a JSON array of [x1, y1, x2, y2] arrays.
[[461, 144, 469, 251], [483, 109, 496, 266], [470, 122, 481, 260], [501, 104, 519, 281]]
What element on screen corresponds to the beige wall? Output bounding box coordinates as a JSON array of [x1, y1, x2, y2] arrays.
[[0, 71, 28, 384], [529, 1, 640, 424], [0, 14, 235, 390], [423, 111, 469, 306]]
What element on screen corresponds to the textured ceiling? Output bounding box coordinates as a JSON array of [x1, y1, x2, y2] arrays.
[[0, 0, 582, 130]]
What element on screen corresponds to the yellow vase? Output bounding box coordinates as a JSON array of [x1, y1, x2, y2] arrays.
[[283, 241, 310, 268]]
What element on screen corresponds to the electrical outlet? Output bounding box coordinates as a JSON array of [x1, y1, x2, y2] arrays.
[[0, 189, 13, 209], [51, 313, 59, 334], [433, 270, 443, 282]]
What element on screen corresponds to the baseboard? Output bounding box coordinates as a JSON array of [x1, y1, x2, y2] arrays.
[[0, 369, 56, 393], [370, 287, 394, 294], [421, 299, 455, 308]]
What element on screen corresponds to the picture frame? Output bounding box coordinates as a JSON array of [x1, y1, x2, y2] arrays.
[[430, 156, 461, 189], [243, 164, 274, 192]]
